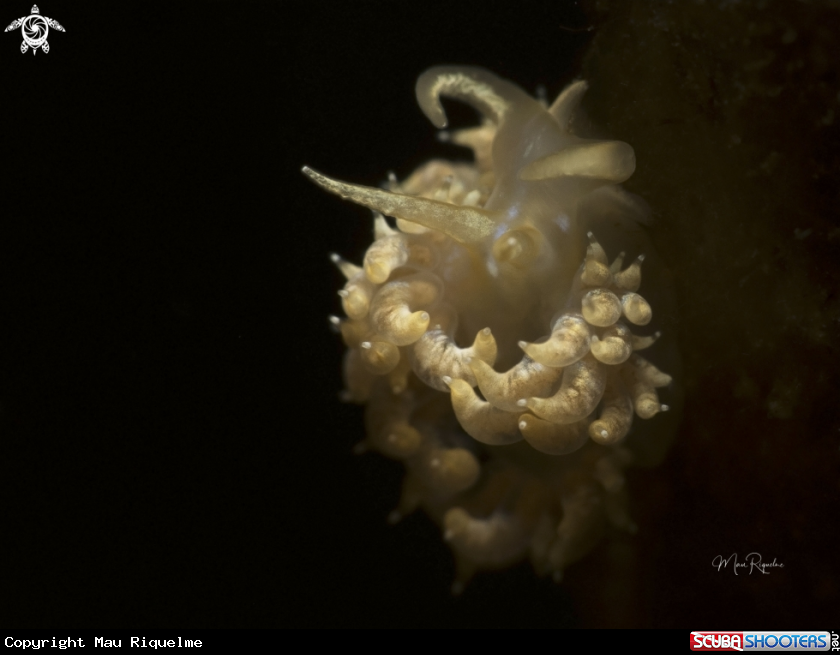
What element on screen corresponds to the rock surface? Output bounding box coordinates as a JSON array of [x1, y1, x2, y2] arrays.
[[569, 0, 840, 627]]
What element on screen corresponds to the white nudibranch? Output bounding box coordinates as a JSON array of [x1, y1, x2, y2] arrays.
[[305, 66, 675, 589]]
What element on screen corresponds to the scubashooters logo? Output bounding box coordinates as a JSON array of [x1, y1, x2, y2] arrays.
[[690, 631, 832, 651], [4, 5, 64, 54]]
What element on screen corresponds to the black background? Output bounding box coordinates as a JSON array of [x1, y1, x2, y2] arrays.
[[1, 0, 837, 630], [0, 0, 594, 628]]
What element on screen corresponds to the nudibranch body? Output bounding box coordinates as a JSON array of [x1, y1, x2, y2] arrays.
[[305, 67, 677, 588]]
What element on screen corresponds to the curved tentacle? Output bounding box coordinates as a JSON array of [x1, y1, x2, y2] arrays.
[[548, 80, 589, 131], [520, 354, 607, 425], [443, 377, 523, 446], [469, 356, 564, 412], [518, 313, 591, 368], [415, 66, 538, 129]]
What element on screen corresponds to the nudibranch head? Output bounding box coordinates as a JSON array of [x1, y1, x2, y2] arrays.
[[305, 66, 675, 588]]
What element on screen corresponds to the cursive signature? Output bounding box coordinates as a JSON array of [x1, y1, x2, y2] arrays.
[[712, 552, 784, 575]]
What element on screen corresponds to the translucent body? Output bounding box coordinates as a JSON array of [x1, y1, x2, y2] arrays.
[[306, 67, 678, 587]]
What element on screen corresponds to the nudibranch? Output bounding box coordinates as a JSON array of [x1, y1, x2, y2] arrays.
[[304, 67, 676, 589]]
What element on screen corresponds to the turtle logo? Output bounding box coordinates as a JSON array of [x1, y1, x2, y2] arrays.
[[4, 5, 64, 55]]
